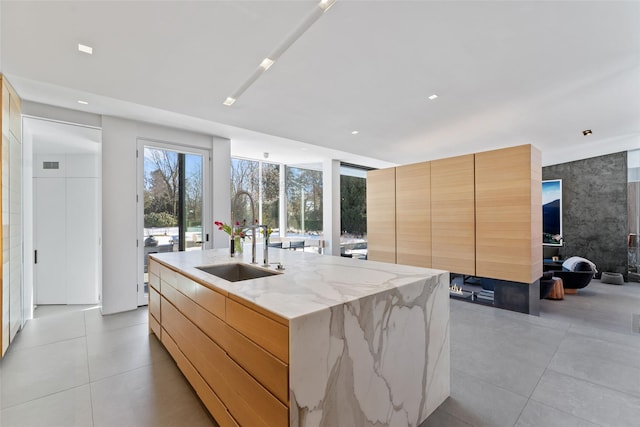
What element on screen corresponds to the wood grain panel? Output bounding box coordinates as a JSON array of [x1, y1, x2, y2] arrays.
[[195, 281, 226, 320], [475, 145, 542, 283], [227, 294, 287, 326], [149, 259, 160, 276], [226, 298, 289, 364], [159, 264, 178, 288], [162, 283, 288, 404], [366, 168, 396, 263], [221, 316, 289, 404], [162, 298, 287, 427], [149, 312, 161, 338], [175, 273, 197, 300], [396, 162, 431, 267], [8, 86, 20, 139], [162, 331, 240, 427], [149, 271, 160, 292], [431, 154, 476, 275], [149, 286, 161, 323]]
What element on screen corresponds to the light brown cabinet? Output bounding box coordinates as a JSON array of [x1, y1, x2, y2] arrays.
[[1, 75, 22, 358], [431, 154, 476, 275], [475, 145, 542, 283], [149, 259, 289, 426], [366, 168, 397, 263], [396, 162, 431, 267], [367, 145, 541, 285]]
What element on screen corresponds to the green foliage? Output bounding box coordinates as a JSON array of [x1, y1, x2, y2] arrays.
[[340, 175, 367, 236], [145, 212, 177, 228]]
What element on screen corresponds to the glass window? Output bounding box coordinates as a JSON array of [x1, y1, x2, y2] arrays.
[[262, 162, 280, 234], [286, 166, 323, 239], [231, 158, 259, 225], [340, 165, 368, 259], [231, 158, 281, 238]]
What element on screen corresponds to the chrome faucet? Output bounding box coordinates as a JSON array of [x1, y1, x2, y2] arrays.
[[231, 190, 269, 266]]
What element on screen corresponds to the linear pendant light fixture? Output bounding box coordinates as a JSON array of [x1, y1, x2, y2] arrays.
[[223, 0, 336, 106]]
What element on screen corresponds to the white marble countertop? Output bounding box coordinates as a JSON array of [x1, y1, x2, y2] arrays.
[[150, 247, 449, 320]]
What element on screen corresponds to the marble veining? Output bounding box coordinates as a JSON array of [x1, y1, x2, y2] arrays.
[[289, 273, 449, 427]]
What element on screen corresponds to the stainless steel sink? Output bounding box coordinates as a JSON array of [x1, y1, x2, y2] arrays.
[[196, 263, 280, 282]]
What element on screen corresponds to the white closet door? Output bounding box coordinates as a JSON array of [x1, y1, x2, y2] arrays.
[[66, 178, 99, 304], [34, 178, 67, 304]]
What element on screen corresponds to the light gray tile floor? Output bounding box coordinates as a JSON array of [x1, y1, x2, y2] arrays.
[[1, 278, 639, 426]]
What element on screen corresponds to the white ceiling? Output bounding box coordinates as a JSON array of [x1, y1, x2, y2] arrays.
[[2, 1, 639, 167]]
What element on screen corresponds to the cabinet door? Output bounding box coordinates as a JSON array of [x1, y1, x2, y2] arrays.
[[66, 178, 100, 304], [34, 178, 67, 304], [367, 168, 396, 263], [396, 162, 431, 267], [475, 145, 542, 283], [431, 154, 476, 275]]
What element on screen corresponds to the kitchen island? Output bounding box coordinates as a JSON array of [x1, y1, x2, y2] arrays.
[[148, 247, 449, 427]]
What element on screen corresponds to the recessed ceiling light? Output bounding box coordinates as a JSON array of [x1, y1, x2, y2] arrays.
[[78, 43, 93, 55], [428, 94, 439, 100], [223, 97, 236, 106], [259, 58, 275, 71], [77, 100, 89, 105], [351, 130, 359, 135], [319, 0, 336, 11], [582, 129, 592, 136]]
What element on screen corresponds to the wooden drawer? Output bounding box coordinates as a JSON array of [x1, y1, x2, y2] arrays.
[[149, 272, 160, 292], [160, 264, 178, 288], [162, 284, 288, 404], [175, 274, 197, 300], [195, 281, 225, 320], [162, 299, 288, 427], [222, 320, 289, 404], [162, 330, 239, 427], [149, 313, 161, 338], [149, 287, 161, 323], [149, 259, 161, 276], [226, 299, 289, 364]]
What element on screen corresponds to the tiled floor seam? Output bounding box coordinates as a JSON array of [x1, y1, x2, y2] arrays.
[[510, 326, 568, 426], [566, 324, 640, 348], [0, 383, 90, 411], [83, 312, 96, 427], [545, 367, 640, 400], [8, 333, 87, 354], [525, 396, 606, 427]]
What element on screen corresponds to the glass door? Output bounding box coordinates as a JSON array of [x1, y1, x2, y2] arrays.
[[137, 141, 209, 306]]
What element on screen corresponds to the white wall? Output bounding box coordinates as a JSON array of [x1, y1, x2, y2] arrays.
[[322, 159, 341, 256], [101, 116, 230, 314], [212, 137, 231, 249]]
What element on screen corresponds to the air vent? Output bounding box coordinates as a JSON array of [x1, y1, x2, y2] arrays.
[[43, 161, 60, 170]]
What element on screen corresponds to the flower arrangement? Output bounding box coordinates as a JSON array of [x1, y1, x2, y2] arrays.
[[214, 220, 247, 239]]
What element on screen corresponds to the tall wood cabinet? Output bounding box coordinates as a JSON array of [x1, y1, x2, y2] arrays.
[[431, 154, 476, 275], [367, 145, 542, 285], [366, 168, 397, 263], [1, 75, 22, 357], [396, 162, 431, 267], [475, 145, 542, 284]]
